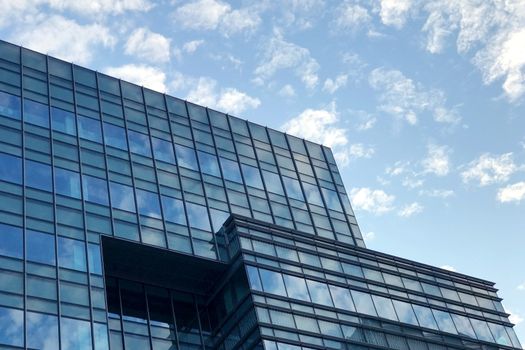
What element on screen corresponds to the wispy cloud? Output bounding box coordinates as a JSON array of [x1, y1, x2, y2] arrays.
[[461, 153, 518, 186], [332, 1, 371, 32], [323, 74, 348, 94], [422, 144, 451, 176], [398, 202, 423, 217], [497, 182, 525, 203]]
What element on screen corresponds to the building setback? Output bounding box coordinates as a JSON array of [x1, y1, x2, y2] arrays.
[[0, 39, 521, 350]]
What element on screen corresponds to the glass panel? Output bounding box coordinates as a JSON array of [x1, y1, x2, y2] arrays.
[[0, 306, 23, 347], [283, 274, 310, 302], [0, 153, 22, 184], [269, 309, 294, 328], [0, 91, 21, 119], [78, 116, 102, 143], [220, 157, 242, 183], [488, 322, 511, 346], [262, 171, 284, 195], [24, 98, 49, 127], [451, 313, 476, 338], [306, 280, 333, 307], [161, 196, 186, 225], [25, 160, 52, 191], [54, 168, 81, 198], [412, 305, 438, 330], [294, 315, 319, 333], [197, 151, 220, 177], [121, 281, 147, 322], [392, 300, 419, 325], [372, 295, 398, 321], [432, 309, 457, 334], [27, 230, 56, 265], [342, 325, 366, 342], [104, 123, 128, 150], [186, 202, 210, 231], [152, 138, 175, 163], [421, 282, 442, 297], [259, 268, 286, 295], [136, 189, 162, 219], [319, 320, 342, 337], [83, 175, 109, 205], [0, 223, 22, 259], [283, 177, 304, 201], [51, 107, 76, 135], [175, 145, 198, 170], [351, 290, 377, 316], [172, 290, 200, 346], [321, 188, 342, 212], [94, 323, 109, 350], [58, 237, 87, 271], [246, 266, 262, 291], [27, 312, 59, 350], [470, 318, 495, 342], [88, 243, 102, 275], [110, 182, 136, 212], [329, 285, 355, 311], [128, 130, 151, 157], [61, 317, 92, 349], [241, 164, 264, 189]]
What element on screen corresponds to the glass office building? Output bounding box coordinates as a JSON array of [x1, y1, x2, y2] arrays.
[[0, 39, 521, 350]]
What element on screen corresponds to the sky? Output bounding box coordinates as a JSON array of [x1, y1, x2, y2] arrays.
[[1, 0, 524, 343]]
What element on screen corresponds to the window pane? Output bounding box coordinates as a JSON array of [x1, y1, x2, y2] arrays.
[[488, 322, 512, 346], [55, 168, 81, 198], [259, 268, 286, 295], [58, 237, 87, 271], [51, 107, 76, 135], [61, 317, 92, 349], [186, 202, 210, 231], [136, 189, 162, 218], [470, 318, 495, 342], [0, 91, 21, 119], [128, 130, 151, 157], [319, 320, 342, 337], [283, 274, 310, 302], [392, 300, 418, 326], [152, 138, 175, 163], [372, 295, 398, 321], [104, 123, 128, 150], [27, 230, 56, 265], [27, 312, 59, 350], [175, 145, 197, 170], [306, 280, 333, 307], [241, 164, 263, 189], [0, 223, 22, 259], [220, 157, 242, 183], [83, 175, 109, 205], [110, 182, 136, 212], [88, 243, 102, 275], [351, 290, 377, 316], [197, 151, 220, 177], [162, 196, 186, 225], [329, 285, 355, 311], [24, 98, 49, 127], [321, 188, 342, 212], [412, 305, 438, 330], [262, 171, 284, 195], [432, 309, 457, 334], [283, 177, 304, 201], [0, 306, 23, 347], [78, 116, 102, 143], [246, 266, 262, 291], [0, 153, 22, 184], [25, 160, 52, 191]]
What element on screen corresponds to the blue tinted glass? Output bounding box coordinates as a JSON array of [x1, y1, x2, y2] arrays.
[[241, 164, 263, 189], [152, 138, 175, 163], [351, 290, 377, 316], [283, 177, 304, 201], [83, 175, 109, 205], [94, 323, 109, 350], [51, 107, 76, 135], [27, 312, 59, 350], [372, 295, 397, 321], [451, 314, 476, 338], [88, 243, 102, 275], [321, 188, 343, 211], [392, 300, 419, 326], [58, 237, 86, 271], [283, 274, 310, 301], [470, 319, 495, 342], [175, 145, 198, 170], [262, 171, 284, 195], [302, 183, 324, 206], [54, 168, 81, 198], [259, 268, 286, 295], [198, 151, 220, 176], [24, 99, 49, 127], [128, 130, 151, 156], [136, 189, 162, 218], [104, 123, 127, 150], [78, 116, 102, 143], [162, 196, 186, 224], [0, 223, 22, 259], [0, 153, 22, 184], [246, 266, 262, 291], [220, 157, 242, 183], [110, 182, 136, 212], [27, 230, 56, 265], [432, 309, 457, 334], [0, 306, 23, 346], [0, 91, 21, 119], [488, 323, 512, 346], [412, 305, 438, 330], [25, 160, 52, 191], [306, 280, 333, 307], [186, 202, 210, 231], [209, 208, 229, 232], [61, 317, 92, 349], [329, 285, 355, 311]]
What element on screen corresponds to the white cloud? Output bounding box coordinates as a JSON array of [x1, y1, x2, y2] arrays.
[[504, 305, 524, 325], [104, 64, 166, 92], [336, 143, 375, 167], [186, 77, 260, 115], [357, 116, 377, 131], [333, 1, 371, 32], [363, 231, 376, 242], [461, 153, 517, 186], [497, 182, 525, 203], [182, 40, 204, 53], [398, 202, 423, 217], [378, 0, 413, 29], [517, 282, 525, 291], [124, 27, 170, 63], [386, 161, 411, 176], [277, 0, 326, 30], [440, 265, 457, 272], [48, 0, 153, 16], [254, 31, 319, 89], [279, 84, 296, 98], [12, 15, 116, 65], [422, 144, 451, 176], [350, 188, 395, 215], [323, 74, 348, 94], [419, 189, 455, 198], [369, 68, 461, 125], [402, 177, 424, 189]]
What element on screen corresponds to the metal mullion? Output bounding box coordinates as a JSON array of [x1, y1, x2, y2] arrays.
[[191, 294, 206, 350], [142, 285, 155, 350], [169, 289, 181, 350], [116, 278, 126, 348]]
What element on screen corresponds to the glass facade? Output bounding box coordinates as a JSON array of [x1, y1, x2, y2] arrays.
[[0, 39, 521, 350]]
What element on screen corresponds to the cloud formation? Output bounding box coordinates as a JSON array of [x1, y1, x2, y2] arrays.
[[497, 182, 525, 203], [125, 27, 170, 63], [422, 144, 451, 176], [104, 64, 167, 92], [350, 187, 395, 214], [398, 202, 423, 217], [461, 153, 517, 186]]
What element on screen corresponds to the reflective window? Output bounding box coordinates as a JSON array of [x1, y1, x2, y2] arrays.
[[451, 314, 476, 338], [432, 309, 457, 334], [55, 168, 81, 198], [302, 183, 324, 206], [246, 266, 262, 291], [0, 91, 21, 119], [0, 223, 22, 259], [162, 196, 186, 225], [94, 323, 109, 350], [51, 107, 76, 135], [27, 312, 59, 350], [24, 98, 49, 127], [104, 123, 128, 150], [241, 164, 263, 189], [25, 160, 52, 191], [351, 290, 377, 316], [269, 309, 294, 328], [0, 153, 22, 184], [27, 230, 56, 265], [283, 177, 304, 201], [319, 320, 342, 338], [283, 274, 310, 301], [220, 157, 243, 183], [175, 145, 198, 170], [186, 202, 210, 231], [321, 188, 342, 212], [61, 317, 92, 349], [78, 116, 102, 143], [197, 151, 220, 177], [83, 175, 109, 205], [262, 171, 284, 195], [329, 285, 355, 311], [342, 263, 364, 278], [209, 208, 229, 232], [294, 315, 319, 333], [470, 318, 495, 342], [306, 280, 333, 307], [259, 269, 286, 295], [412, 305, 438, 330], [0, 306, 23, 347], [128, 130, 151, 157], [402, 278, 423, 292], [136, 189, 162, 218], [421, 282, 442, 297], [110, 182, 136, 212], [152, 138, 175, 164], [88, 243, 102, 275], [58, 237, 87, 271], [488, 322, 512, 346], [372, 295, 397, 321], [392, 300, 419, 326]]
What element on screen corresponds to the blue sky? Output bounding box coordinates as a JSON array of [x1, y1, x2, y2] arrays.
[[1, 0, 524, 342]]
